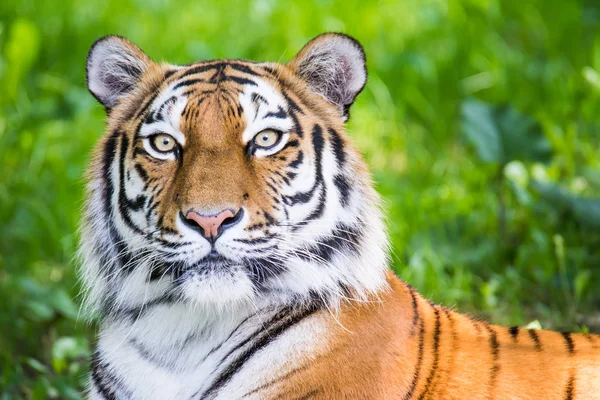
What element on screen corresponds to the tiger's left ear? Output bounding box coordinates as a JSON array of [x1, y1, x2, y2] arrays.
[[288, 33, 367, 121]]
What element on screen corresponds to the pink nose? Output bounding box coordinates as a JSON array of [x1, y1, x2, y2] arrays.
[[185, 209, 239, 240]]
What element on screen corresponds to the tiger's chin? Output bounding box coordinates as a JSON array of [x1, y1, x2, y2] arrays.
[[175, 267, 258, 311]]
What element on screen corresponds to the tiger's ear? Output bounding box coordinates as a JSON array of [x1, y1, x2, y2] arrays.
[[288, 33, 367, 121], [86, 35, 152, 109]]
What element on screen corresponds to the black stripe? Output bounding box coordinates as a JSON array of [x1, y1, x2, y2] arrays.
[[294, 223, 362, 264], [117, 134, 146, 236], [101, 131, 119, 222], [402, 297, 425, 400], [241, 363, 312, 398], [264, 105, 287, 119], [565, 371, 575, 400], [282, 139, 300, 150], [133, 147, 153, 158], [282, 125, 323, 207], [302, 185, 327, 224], [508, 326, 519, 342], [288, 150, 304, 169], [334, 174, 351, 207], [418, 305, 441, 399], [311, 125, 324, 178], [227, 62, 260, 76], [564, 373, 575, 400], [287, 98, 304, 138], [173, 78, 205, 90], [244, 256, 287, 287], [204, 309, 294, 377], [261, 65, 276, 76], [233, 236, 273, 245], [129, 338, 174, 369], [274, 170, 290, 185], [223, 75, 258, 86], [90, 351, 119, 400], [99, 131, 132, 274], [290, 126, 326, 223], [111, 293, 178, 320], [178, 62, 223, 80], [528, 329, 543, 351], [282, 88, 305, 115], [484, 324, 500, 390], [584, 333, 599, 349], [197, 304, 321, 399], [263, 211, 275, 225], [144, 109, 159, 125], [251, 92, 268, 105], [328, 128, 346, 166], [134, 163, 148, 181], [407, 285, 419, 336], [189, 313, 256, 368], [134, 91, 160, 120], [442, 308, 458, 387], [164, 69, 177, 79], [561, 332, 575, 355]]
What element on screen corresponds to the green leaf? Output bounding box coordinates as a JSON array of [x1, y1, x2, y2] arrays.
[[50, 289, 79, 320], [25, 358, 48, 373], [524, 320, 543, 330], [461, 98, 553, 165], [3, 18, 40, 99], [26, 300, 55, 321], [460, 98, 502, 163], [532, 181, 600, 229], [52, 337, 89, 373], [574, 270, 591, 303]]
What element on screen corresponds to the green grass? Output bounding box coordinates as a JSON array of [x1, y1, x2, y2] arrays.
[[1, 0, 600, 397]]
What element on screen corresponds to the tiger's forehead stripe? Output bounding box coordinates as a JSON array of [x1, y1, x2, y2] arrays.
[[128, 61, 300, 152], [238, 78, 294, 143], [123, 60, 277, 128], [137, 89, 188, 145]]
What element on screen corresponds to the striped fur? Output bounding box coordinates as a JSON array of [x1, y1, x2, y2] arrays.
[[80, 34, 600, 399]]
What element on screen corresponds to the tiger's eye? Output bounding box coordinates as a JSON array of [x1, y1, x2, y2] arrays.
[[253, 130, 281, 149], [151, 133, 176, 153]]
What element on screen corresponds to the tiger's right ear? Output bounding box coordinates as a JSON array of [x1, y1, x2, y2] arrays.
[[86, 35, 152, 109], [288, 33, 367, 121]]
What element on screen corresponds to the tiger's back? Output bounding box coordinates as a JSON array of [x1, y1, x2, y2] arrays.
[[282, 273, 600, 399], [81, 33, 600, 399]]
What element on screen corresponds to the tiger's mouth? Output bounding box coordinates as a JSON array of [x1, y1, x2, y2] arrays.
[[162, 247, 286, 290], [168, 251, 238, 281]]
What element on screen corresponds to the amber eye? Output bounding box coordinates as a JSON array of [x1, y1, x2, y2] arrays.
[[253, 130, 282, 149], [150, 133, 177, 153]]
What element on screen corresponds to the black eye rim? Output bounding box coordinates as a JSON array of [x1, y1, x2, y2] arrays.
[[247, 129, 284, 155], [148, 133, 179, 155]]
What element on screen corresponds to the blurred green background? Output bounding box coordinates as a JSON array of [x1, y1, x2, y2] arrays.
[[1, 0, 600, 397]]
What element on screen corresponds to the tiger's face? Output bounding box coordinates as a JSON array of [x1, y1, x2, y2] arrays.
[[81, 34, 388, 313]]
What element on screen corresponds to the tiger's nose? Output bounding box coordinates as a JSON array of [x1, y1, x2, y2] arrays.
[[183, 208, 244, 241]]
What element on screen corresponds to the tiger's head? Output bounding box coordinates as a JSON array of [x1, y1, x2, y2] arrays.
[[80, 33, 389, 315]]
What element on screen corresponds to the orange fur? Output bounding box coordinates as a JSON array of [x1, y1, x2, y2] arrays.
[[262, 273, 600, 399]]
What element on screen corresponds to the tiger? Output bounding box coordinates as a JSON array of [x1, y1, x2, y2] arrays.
[[80, 32, 600, 400]]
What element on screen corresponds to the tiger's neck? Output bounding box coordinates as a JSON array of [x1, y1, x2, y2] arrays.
[[91, 295, 332, 399]]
